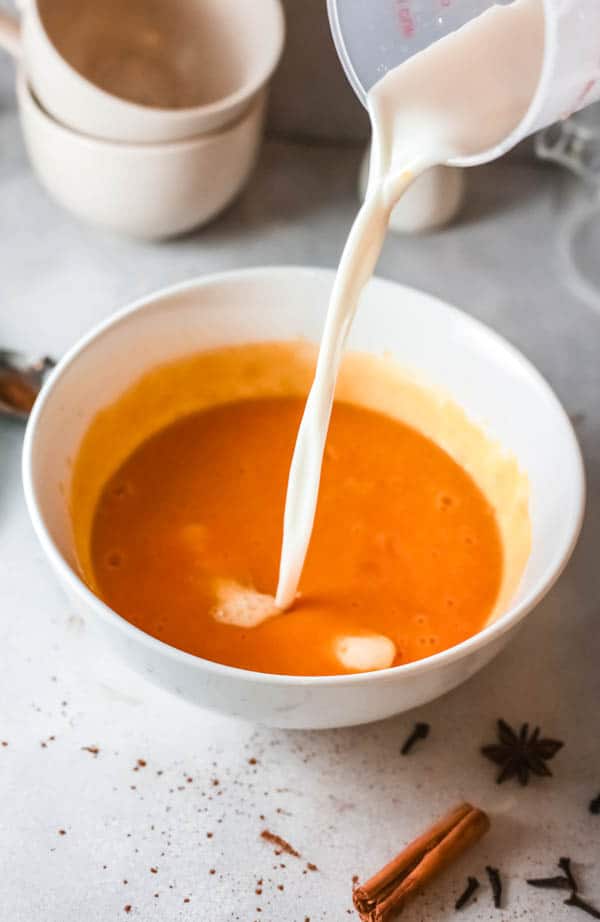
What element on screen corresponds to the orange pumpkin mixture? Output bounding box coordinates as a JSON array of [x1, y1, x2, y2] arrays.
[[87, 394, 503, 675]]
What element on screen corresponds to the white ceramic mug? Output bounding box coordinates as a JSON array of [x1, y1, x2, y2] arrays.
[[0, 0, 284, 143], [17, 72, 266, 238], [22, 267, 585, 728]]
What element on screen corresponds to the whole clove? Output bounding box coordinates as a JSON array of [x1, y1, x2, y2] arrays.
[[400, 722, 430, 755], [527, 875, 572, 891], [486, 866, 502, 908], [565, 894, 600, 919], [559, 857, 578, 893], [455, 876, 480, 910]]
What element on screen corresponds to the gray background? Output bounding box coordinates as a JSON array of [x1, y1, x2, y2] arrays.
[[1, 3, 600, 921]]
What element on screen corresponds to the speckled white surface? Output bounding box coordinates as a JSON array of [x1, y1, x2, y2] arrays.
[[1, 57, 600, 922]]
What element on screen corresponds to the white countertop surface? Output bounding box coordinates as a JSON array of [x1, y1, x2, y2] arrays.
[[1, 57, 600, 922]]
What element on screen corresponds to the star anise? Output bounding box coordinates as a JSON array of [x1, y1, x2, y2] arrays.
[[481, 719, 564, 785]]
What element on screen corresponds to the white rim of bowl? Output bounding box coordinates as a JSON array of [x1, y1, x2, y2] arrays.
[[17, 72, 266, 151], [31, 0, 285, 126], [22, 266, 586, 687]]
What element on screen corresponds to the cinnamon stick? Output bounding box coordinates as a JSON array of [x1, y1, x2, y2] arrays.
[[353, 802, 490, 922]]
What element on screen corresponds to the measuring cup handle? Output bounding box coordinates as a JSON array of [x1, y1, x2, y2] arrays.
[[0, 10, 21, 59]]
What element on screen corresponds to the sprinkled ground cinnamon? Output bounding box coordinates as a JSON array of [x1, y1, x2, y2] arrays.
[[58, 829, 66, 836], [82, 746, 99, 756], [261, 829, 300, 858], [124, 906, 131, 914], [307, 862, 318, 871]]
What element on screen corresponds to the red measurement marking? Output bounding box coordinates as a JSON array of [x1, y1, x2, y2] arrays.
[[395, 1, 415, 39], [574, 76, 598, 113]]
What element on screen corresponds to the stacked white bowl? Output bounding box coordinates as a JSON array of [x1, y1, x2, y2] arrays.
[[0, 0, 284, 237]]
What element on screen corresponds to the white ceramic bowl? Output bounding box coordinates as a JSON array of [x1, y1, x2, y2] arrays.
[[22, 268, 585, 729], [0, 0, 284, 143], [16, 74, 266, 239]]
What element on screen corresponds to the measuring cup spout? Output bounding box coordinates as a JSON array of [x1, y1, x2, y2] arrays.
[[327, 0, 600, 167]]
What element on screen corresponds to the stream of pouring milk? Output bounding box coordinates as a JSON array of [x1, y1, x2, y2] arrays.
[[217, 0, 544, 670]]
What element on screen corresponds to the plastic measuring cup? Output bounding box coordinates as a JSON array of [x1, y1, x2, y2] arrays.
[[327, 0, 600, 167]]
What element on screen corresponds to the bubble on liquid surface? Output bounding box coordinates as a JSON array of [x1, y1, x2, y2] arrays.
[[436, 492, 457, 511]]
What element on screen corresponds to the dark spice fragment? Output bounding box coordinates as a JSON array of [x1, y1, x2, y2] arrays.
[[82, 746, 99, 756], [566, 895, 600, 919], [249, 758, 258, 765], [401, 722, 430, 755], [124, 906, 131, 914], [352, 875, 359, 885], [589, 793, 600, 815], [307, 862, 318, 872], [150, 867, 158, 874], [137, 759, 146, 767], [559, 857, 578, 892], [260, 829, 300, 858], [527, 875, 571, 890], [58, 829, 66, 836], [486, 866, 502, 908], [481, 719, 563, 785], [455, 876, 479, 910]]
